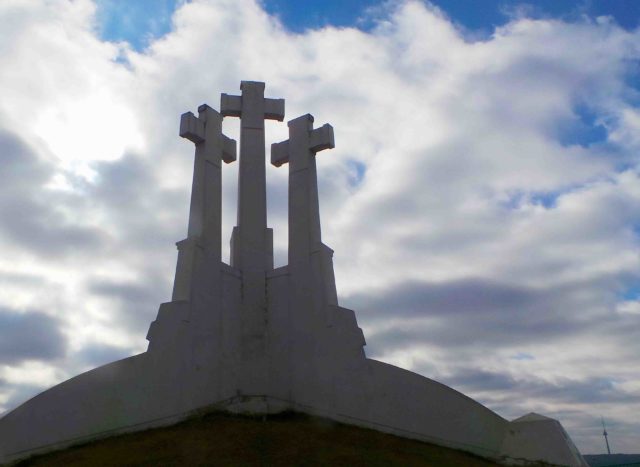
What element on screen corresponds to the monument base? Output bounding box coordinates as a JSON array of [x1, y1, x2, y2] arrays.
[[0, 348, 587, 466]]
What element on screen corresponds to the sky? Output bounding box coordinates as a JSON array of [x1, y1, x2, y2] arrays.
[[1, 0, 640, 456]]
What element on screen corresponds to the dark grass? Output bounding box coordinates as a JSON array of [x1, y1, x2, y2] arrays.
[[13, 411, 509, 466]]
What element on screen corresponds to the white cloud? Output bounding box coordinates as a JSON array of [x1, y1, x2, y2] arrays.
[[1, 0, 639, 454]]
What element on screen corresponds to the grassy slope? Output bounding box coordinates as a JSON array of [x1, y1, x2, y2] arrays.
[[14, 411, 508, 467]]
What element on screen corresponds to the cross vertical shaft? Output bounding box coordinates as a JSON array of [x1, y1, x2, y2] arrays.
[[221, 81, 284, 394]]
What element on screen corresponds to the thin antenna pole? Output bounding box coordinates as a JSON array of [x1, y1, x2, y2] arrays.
[[601, 417, 611, 455]]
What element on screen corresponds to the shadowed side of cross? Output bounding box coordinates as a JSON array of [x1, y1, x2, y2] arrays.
[[271, 114, 334, 265]]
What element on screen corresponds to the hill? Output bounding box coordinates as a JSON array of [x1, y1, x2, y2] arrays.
[[10, 411, 520, 466]]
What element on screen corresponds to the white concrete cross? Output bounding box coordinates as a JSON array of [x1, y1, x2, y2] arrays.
[[271, 119, 334, 167], [180, 104, 236, 163], [179, 104, 236, 247], [271, 114, 334, 264], [220, 81, 284, 270]]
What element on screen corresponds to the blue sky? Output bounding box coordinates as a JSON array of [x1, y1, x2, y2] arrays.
[[97, 1, 640, 49], [2, 0, 640, 456]]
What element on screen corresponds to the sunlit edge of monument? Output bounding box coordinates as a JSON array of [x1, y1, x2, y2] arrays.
[[0, 81, 587, 466]]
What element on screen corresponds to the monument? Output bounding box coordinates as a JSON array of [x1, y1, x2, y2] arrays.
[[0, 82, 587, 466]]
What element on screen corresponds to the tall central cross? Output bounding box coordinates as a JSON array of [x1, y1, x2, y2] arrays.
[[221, 81, 284, 269], [220, 81, 284, 394]]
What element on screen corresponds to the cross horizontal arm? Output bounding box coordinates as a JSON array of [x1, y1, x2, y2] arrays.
[[271, 118, 334, 167], [179, 112, 204, 143], [220, 94, 242, 117], [220, 93, 284, 121], [265, 98, 285, 121], [271, 141, 289, 167], [309, 124, 334, 153], [222, 135, 237, 164], [180, 107, 237, 163]]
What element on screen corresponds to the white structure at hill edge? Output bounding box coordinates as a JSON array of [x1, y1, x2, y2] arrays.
[[0, 81, 587, 466]]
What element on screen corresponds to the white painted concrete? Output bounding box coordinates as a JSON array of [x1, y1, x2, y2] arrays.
[[501, 413, 587, 466], [0, 82, 588, 466], [221, 81, 284, 396]]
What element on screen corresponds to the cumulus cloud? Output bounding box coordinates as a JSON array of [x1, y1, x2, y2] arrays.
[[0, 129, 107, 257], [0, 307, 67, 364], [0, 0, 639, 453]]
